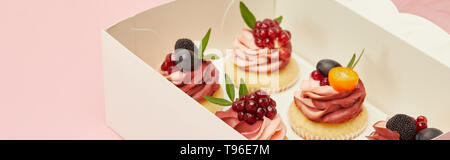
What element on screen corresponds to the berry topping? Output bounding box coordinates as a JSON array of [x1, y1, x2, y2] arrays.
[[245, 100, 258, 114], [175, 38, 196, 52], [238, 112, 245, 121], [328, 67, 359, 92], [415, 128, 443, 140], [257, 98, 269, 107], [161, 61, 171, 71], [417, 116, 428, 124], [316, 59, 342, 77], [232, 101, 238, 111], [252, 19, 291, 49], [320, 78, 330, 86], [230, 90, 277, 124], [269, 98, 276, 107], [256, 108, 266, 119], [311, 70, 324, 81], [386, 114, 417, 140], [254, 90, 269, 98], [417, 122, 428, 133], [236, 100, 246, 112], [245, 113, 257, 124], [161, 53, 178, 73], [265, 106, 277, 119]]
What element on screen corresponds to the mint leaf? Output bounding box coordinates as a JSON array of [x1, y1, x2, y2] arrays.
[[225, 74, 235, 102], [352, 48, 365, 69], [238, 78, 249, 98], [203, 96, 232, 106], [275, 16, 283, 24], [240, 1, 256, 29], [346, 53, 356, 68], [198, 28, 212, 59]]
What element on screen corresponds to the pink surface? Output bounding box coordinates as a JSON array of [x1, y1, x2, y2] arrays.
[[392, 0, 450, 34], [0, 0, 447, 139]]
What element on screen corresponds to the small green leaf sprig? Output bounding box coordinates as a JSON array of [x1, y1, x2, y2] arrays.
[[346, 48, 365, 69], [198, 28, 220, 61], [240, 1, 283, 29], [203, 74, 249, 106]]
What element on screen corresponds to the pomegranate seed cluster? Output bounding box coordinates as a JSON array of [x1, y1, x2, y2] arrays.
[[253, 19, 291, 49], [161, 53, 179, 74], [231, 90, 277, 125]]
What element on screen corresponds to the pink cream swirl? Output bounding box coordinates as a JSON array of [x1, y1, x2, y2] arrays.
[[366, 119, 400, 140], [232, 29, 291, 73], [294, 78, 366, 123], [159, 61, 220, 102], [215, 108, 286, 140]]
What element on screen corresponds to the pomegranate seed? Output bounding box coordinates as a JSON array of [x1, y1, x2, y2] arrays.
[[279, 47, 291, 60], [254, 21, 263, 29], [273, 26, 281, 35], [278, 31, 290, 45], [245, 94, 257, 101], [263, 19, 273, 27], [266, 106, 277, 119], [258, 98, 269, 107], [255, 90, 268, 98], [232, 101, 238, 111], [253, 29, 259, 37], [417, 122, 428, 133], [261, 23, 269, 30], [245, 100, 258, 114], [273, 19, 279, 26], [269, 99, 276, 107], [259, 29, 268, 38], [286, 30, 292, 38], [320, 78, 330, 86], [263, 38, 273, 48], [268, 28, 277, 40], [165, 53, 172, 63], [311, 70, 324, 81], [417, 116, 428, 124], [256, 108, 266, 120], [255, 38, 264, 48], [238, 112, 245, 121], [245, 113, 257, 124], [161, 61, 170, 71], [236, 100, 245, 112]]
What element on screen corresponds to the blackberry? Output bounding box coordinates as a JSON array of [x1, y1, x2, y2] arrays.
[[175, 38, 197, 52], [386, 114, 417, 140]]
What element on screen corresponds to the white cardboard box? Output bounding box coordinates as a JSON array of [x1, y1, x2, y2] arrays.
[[102, 0, 450, 140]]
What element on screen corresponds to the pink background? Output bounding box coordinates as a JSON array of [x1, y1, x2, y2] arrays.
[[0, 0, 448, 139]]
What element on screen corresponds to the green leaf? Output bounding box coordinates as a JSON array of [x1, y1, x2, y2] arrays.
[[202, 53, 220, 60], [274, 16, 283, 24], [238, 78, 249, 98], [203, 96, 233, 106], [352, 48, 365, 69], [346, 53, 356, 68], [198, 28, 212, 59], [240, 1, 256, 29], [224, 74, 235, 102]]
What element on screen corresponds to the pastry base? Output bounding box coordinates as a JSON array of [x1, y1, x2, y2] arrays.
[[288, 102, 368, 140], [225, 57, 299, 94], [199, 87, 224, 113]]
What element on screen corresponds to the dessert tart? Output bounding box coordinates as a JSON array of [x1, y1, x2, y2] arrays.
[[159, 29, 223, 113], [367, 114, 444, 140], [225, 2, 299, 93], [204, 74, 287, 140], [289, 50, 368, 140]]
